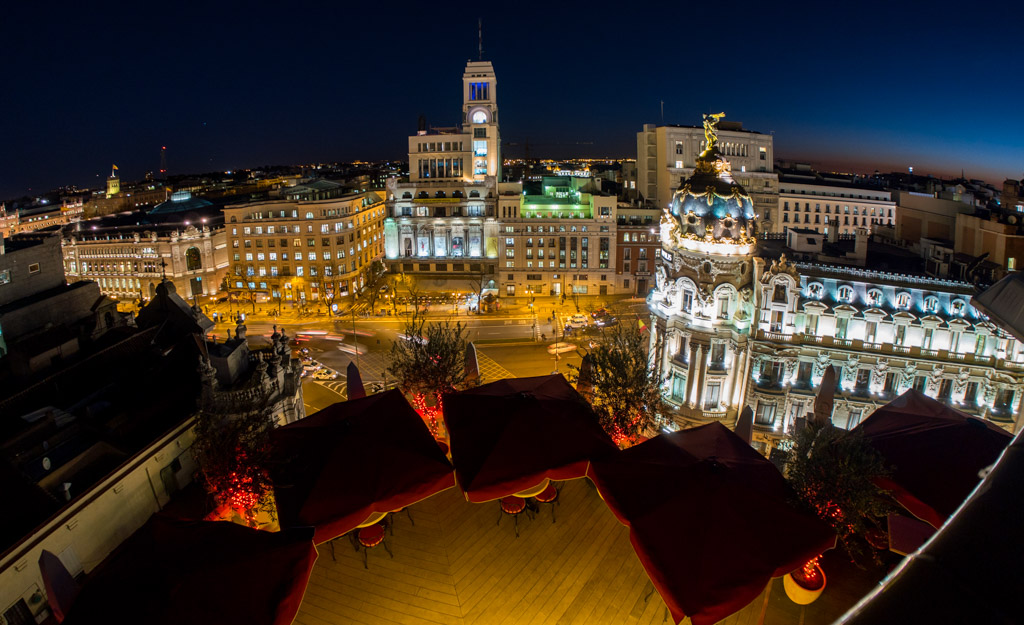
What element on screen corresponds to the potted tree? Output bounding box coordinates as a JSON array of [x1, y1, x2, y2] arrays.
[[388, 311, 473, 438], [782, 416, 893, 604], [568, 323, 664, 447]]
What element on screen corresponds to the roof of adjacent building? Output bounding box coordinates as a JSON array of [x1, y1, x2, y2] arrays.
[[972, 272, 1024, 341], [148, 190, 214, 215]]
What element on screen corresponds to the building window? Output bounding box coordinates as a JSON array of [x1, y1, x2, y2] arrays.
[[703, 382, 721, 410], [185, 247, 202, 271], [772, 283, 787, 303], [855, 368, 870, 389], [837, 285, 853, 302], [755, 401, 775, 426], [836, 317, 849, 339], [924, 296, 939, 314], [28, 263, 40, 274]]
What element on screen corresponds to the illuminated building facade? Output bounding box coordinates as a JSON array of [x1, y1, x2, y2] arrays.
[[62, 192, 228, 302], [106, 165, 121, 198], [776, 172, 895, 235], [648, 114, 1024, 449], [637, 120, 778, 232], [748, 259, 1024, 448], [648, 115, 759, 426], [222, 191, 385, 308], [496, 176, 617, 298], [615, 204, 662, 296], [383, 61, 501, 289]]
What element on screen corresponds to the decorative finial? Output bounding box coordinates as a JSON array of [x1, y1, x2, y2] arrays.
[[159, 258, 168, 280], [700, 112, 726, 157]]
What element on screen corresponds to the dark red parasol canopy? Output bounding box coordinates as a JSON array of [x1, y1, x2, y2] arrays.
[[852, 389, 1012, 528], [61, 516, 317, 625], [443, 374, 617, 502], [587, 422, 835, 625], [271, 389, 454, 544]]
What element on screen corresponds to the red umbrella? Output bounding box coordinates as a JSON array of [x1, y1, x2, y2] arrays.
[[271, 389, 454, 543], [852, 389, 1012, 528], [443, 374, 617, 502], [588, 422, 835, 625], [60, 516, 317, 625]]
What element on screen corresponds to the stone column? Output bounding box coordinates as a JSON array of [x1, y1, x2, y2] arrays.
[[685, 343, 700, 406], [693, 348, 709, 409]]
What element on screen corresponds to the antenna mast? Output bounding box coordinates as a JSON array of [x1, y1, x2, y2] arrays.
[[478, 18, 483, 60]]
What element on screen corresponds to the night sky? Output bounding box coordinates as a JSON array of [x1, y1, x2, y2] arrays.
[[3, 1, 1022, 199]]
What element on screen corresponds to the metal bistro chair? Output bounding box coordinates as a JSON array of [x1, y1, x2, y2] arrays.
[[497, 496, 531, 538], [356, 521, 393, 568], [533, 481, 561, 523]]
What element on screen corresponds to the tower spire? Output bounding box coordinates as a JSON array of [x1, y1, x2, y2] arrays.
[[478, 18, 483, 61]]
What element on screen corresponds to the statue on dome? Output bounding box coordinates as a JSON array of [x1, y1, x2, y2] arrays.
[[701, 112, 726, 156]]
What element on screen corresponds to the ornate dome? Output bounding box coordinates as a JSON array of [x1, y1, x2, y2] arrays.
[[668, 154, 756, 242]]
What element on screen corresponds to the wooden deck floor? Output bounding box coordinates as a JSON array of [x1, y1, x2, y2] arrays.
[[293, 479, 849, 625]]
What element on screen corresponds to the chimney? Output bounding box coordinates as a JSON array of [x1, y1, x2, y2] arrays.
[[827, 218, 839, 243], [854, 227, 869, 265]]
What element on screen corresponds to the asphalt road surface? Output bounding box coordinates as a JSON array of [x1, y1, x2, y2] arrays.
[[215, 299, 645, 414]]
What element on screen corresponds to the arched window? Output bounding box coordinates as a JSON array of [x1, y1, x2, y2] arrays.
[[924, 296, 939, 314], [896, 292, 911, 309], [185, 247, 202, 271], [951, 299, 966, 316], [837, 285, 854, 302], [867, 288, 883, 306], [305, 212, 314, 219]]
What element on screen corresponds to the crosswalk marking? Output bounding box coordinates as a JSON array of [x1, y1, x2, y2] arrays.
[[476, 352, 516, 382]]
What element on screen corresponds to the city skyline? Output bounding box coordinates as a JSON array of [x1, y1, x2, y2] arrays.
[[3, 1, 1022, 199]]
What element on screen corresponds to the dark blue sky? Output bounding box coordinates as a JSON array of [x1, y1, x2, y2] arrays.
[[2, 1, 1022, 199]]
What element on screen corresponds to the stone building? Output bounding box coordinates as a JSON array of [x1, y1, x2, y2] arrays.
[[648, 119, 759, 426], [382, 60, 502, 291], [748, 257, 1024, 449], [637, 118, 777, 232], [647, 115, 1024, 452], [495, 176, 617, 299], [62, 191, 228, 303], [222, 191, 386, 310]]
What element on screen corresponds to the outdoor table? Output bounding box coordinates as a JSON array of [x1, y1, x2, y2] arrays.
[[514, 478, 550, 498]]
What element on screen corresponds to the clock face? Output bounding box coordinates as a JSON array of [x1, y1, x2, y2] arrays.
[[472, 110, 488, 124]]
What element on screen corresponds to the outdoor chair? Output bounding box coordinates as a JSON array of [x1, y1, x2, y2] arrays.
[[387, 507, 415, 535], [497, 496, 531, 537], [532, 481, 561, 523], [356, 521, 393, 568]]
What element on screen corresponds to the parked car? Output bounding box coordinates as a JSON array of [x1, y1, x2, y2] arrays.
[[591, 308, 610, 319], [566, 314, 589, 328]]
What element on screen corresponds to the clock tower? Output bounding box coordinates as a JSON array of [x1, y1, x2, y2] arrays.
[[462, 61, 501, 181]]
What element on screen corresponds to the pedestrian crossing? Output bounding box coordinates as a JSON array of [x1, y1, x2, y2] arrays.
[[476, 351, 516, 382]]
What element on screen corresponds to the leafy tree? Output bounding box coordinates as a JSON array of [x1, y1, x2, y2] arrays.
[[569, 323, 663, 446], [388, 312, 471, 436], [191, 406, 276, 527], [360, 260, 387, 313], [785, 422, 893, 566]]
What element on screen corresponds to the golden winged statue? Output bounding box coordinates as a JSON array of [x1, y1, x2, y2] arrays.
[[701, 112, 726, 156]]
